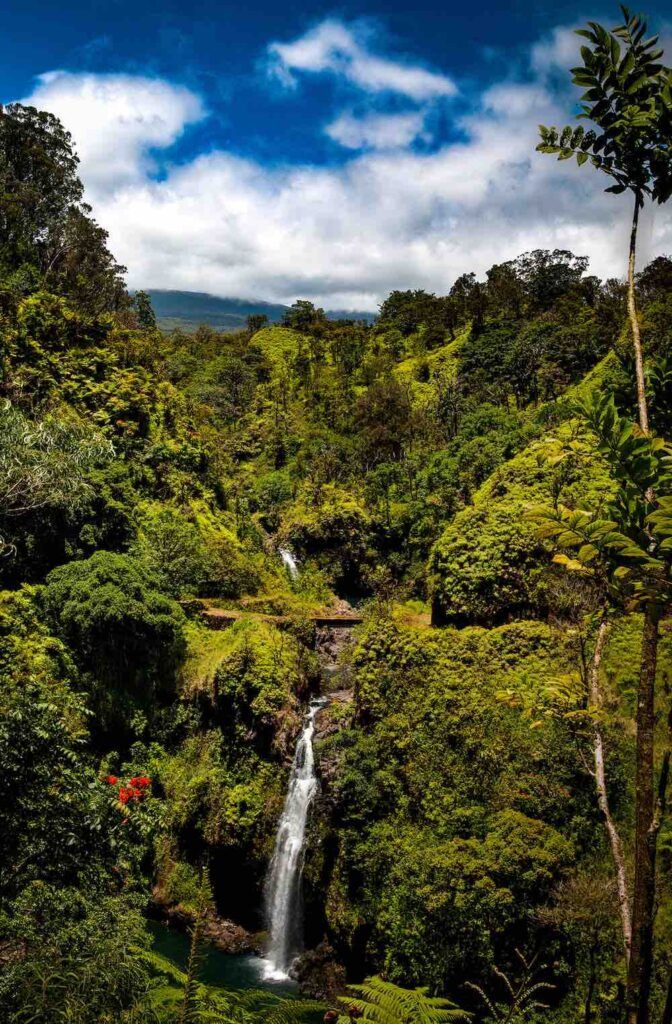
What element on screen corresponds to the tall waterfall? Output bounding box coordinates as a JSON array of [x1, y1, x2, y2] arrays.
[[279, 547, 299, 580], [262, 699, 325, 980]]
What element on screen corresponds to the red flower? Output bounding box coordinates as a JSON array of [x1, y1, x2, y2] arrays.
[[119, 787, 132, 805], [106, 775, 118, 785], [130, 776, 151, 788]]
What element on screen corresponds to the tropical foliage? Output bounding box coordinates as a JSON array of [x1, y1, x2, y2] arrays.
[[2, 12, 672, 1022]]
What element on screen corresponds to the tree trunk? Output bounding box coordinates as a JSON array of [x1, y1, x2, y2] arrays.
[[627, 191, 649, 436], [584, 935, 598, 1024], [662, 967, 672, 1024], [625, 196, 660, 1024], [589, 619, 632, 960], [626, 606, 660, 1024]]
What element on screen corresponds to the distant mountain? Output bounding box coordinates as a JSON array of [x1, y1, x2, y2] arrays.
[[142, 290, 377, 332]]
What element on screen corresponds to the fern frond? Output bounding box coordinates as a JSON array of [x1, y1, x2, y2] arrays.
[[337, 976, 469, 1024]]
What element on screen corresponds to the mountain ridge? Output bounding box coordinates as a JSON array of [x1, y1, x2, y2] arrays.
[[142, 289, 377, 331]]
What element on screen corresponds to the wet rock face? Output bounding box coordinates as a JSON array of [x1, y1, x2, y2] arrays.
[[313, 701, 344, 743], [201, 915, 264, 955], [315, 625, 355, 688], [293, 939, 347, 1001], [313, 692, 355, 790], [151, 898, 264, 954]]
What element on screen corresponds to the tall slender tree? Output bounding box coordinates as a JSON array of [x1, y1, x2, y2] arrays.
[[537, 12, 672, 1022], [537, 7, 672, 431], [532, 392, 672, 1024]]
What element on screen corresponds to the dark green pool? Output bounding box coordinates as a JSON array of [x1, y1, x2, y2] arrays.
[[148, 920, 298, 996]]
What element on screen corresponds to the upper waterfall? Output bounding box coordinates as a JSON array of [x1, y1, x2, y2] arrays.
[[279, 547, 299, 580]]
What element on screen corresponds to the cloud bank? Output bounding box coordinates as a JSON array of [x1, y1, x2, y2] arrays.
[[325, 110, 429, 150], [19, 19, 672, 309], [26, 71, 205, 194], [267, 19, 457, 100]]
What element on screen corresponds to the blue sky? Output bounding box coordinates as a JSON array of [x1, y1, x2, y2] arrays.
[[4, 0, 672, 308]]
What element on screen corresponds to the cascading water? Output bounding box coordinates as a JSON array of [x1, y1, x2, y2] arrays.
[[279, 547, 299, 580], [261, 699, 325, 981]]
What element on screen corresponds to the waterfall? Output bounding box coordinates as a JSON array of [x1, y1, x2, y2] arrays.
[[279, 547, 299, 580], [261, 699, 325, 981]]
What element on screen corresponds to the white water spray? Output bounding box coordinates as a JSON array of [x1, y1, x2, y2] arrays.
[[279, 547, 299, 580], [262, 699, 325, 981]]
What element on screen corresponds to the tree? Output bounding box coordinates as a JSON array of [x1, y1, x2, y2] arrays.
[[0, 103, 83, 275], [0, 588, 157, 1024], [532, 391, 672, 1024], [538, 16, 672, 1021], [247, 312, 269, 334], [637, 254, 672, 302], [189, 354, 256, 423], [449, 272, 484, 327], [0, 401, 112, 519], [0, 104, 128, 313], [355, 376, 413, 465], [0, 401, 114, 562], [45, 207, 128, 315], [282, 300, 326, 334], [378, 289, 449, 341], [42, 551, 186, 733], [512, 249, 589, 313], [133, 290, 157, 329], [542, 871, 622, 1023], [537, 8, 672, 433], [485, 261, 525, 320]]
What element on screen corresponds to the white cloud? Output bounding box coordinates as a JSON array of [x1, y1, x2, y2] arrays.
[[268, 19, 457, 100], [17, 30, 672, 311], [325, 110, 428, 150], [531, 25, 581, 78], [22, 71, 205, 196]]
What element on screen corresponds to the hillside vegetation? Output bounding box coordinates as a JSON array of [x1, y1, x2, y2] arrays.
[[1, 63, 672, 1024]]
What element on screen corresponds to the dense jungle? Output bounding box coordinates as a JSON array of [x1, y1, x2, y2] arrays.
[[2, 9, 672, 1024]]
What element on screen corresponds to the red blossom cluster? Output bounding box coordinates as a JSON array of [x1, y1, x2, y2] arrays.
[[105, 774, 151, 806]]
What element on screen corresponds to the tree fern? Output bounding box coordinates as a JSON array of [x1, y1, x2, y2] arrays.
[[263, 999, 327, 1024], [139, 946, 323, 1024], [465, 950, 555, 1022], [141, 974, 258, 1024], [178, 868, 213, 1024], [334, 975, 469, 1024]]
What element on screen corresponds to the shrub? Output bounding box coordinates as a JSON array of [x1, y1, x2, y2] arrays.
[[42, 551, 186, 703], [133, 507, 260, 599], [428, 425, 613, 626]]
